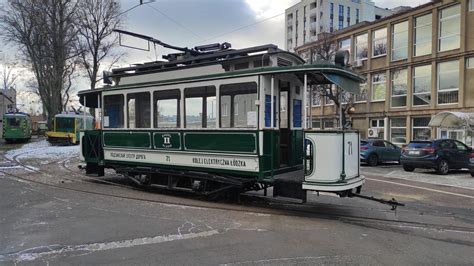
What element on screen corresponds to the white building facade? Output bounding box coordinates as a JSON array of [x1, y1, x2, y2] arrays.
[[285, 0, 395, 51]]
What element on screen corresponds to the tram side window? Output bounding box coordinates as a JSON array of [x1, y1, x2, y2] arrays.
[[154, 89, 180, 128], [104, 95, 124, 128], [127, 92, 151, 128], [220, 82, 258, 128], [184, 86, 216, 128]]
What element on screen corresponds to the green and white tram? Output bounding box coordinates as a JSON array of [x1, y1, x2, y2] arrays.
[[78, 39, 372, 202]]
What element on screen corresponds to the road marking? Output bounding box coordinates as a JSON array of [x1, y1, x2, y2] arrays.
[[0, 230, 219, 263], [362, 170, 474, 191], [366, 178, 474, 199]]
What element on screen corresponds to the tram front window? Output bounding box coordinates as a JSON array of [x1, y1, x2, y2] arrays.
[[220, 82, 257, 128], [56, 117, 75, 133], [6, 118, 20, 127], [184, 86, 216, 128]]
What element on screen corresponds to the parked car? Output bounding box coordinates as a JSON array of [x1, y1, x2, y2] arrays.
[[360, 139, 401, 166], [400, 139, 474, 175]]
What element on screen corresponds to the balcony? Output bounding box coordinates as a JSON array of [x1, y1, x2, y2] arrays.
[[309, 8, 317, 18], [310, 22, 317, 32], [287, 19, 293, 27]]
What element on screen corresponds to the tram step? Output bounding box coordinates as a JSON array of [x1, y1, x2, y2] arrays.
[[273, 178, 306, 201]]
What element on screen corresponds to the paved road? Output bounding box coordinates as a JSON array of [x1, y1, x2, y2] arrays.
[[0, 149, 473, 265]]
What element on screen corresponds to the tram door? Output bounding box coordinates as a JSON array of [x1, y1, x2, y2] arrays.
[[279, 81, 290, 167]]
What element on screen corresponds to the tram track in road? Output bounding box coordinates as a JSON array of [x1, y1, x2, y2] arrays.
[[2, 156, 474, 239]]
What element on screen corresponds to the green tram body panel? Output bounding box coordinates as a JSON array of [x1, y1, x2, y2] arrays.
[[2, 113, 32, 142], [83, 129, 303, 180]]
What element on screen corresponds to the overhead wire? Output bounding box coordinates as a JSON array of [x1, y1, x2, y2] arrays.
[[189, 11, 286, 46], [148, 3, 203, 40]]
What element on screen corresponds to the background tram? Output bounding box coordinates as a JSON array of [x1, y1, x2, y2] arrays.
[[78, 39, 366, 202], [46, 112, 94, 145], [2, 112, 32, 143]]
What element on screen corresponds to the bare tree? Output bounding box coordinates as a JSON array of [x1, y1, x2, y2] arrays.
[[0, 0, 81, 126], [310, 32, 337, 63], [309, 32, 355, 128], [0, 59, 18, 90], [77, 0, 122, 91]]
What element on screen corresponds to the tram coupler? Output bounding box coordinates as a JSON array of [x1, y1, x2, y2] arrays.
[[350, 192, 405, 211]]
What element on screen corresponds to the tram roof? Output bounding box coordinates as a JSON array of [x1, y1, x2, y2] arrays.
[[55, 113, 93, 119], [4, 112, 30, 117], [78, 63, 364, 108], [109, 44, 305, 76]]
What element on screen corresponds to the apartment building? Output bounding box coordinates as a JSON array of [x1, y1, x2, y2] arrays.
[[295, 0, 474, 146], [285, 0, 395, 51]]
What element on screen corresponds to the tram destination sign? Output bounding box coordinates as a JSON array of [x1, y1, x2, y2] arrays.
[[104, 148, 259, 172]]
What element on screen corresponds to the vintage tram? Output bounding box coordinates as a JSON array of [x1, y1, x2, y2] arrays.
[[77, 33, 377, 204], [46, 112, 94, 145], [2, 111, 32, 143]]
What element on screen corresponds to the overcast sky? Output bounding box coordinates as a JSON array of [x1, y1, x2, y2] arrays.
[[117, 0, 430, 66], [4, 0, 431, 113]]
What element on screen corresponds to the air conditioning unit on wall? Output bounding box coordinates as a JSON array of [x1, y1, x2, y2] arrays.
[[368, 128, 379, 138]]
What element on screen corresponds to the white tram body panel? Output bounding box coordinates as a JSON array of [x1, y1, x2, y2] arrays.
[[303, 130, 365, 192]]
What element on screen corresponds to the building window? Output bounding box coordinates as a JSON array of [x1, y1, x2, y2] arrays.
[[347, 7, 350, 26], [339, 38, 351, 57], [338, 5, 344, 30], [324, 85, 336, 105], [470, 0, 474, 11], [312, 118, 321, 129], [184, 86, 216, 128], [414, 14, 432, 57], [467, 57, 474, 69], [330, 3, 334, 32], [437, 60, 459, 104], [392, 21, 408, 61], [323, 119, 334, 129], [413, 65, 432, 106], [390, 118, 406, 146], [370, 119, 384, 138], [371, 119, 384, 129], [372, 28, 387, 57], [355, 33, 368, 61], [372, 73, 386, 101], [356, 8, 359, 24], [439, 4, 460, 52], [355, 81, 367, 102], [412, 117, 431, 141], [391, 69, 407, 107], [311, 88, 321, 106]]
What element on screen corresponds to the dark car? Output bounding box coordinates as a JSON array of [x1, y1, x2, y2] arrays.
[[401, 139, 474, 175], [360, 139, 401, 166]]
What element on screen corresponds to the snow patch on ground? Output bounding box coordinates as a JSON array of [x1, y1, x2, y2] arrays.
[[5, 140, 79, 161]]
